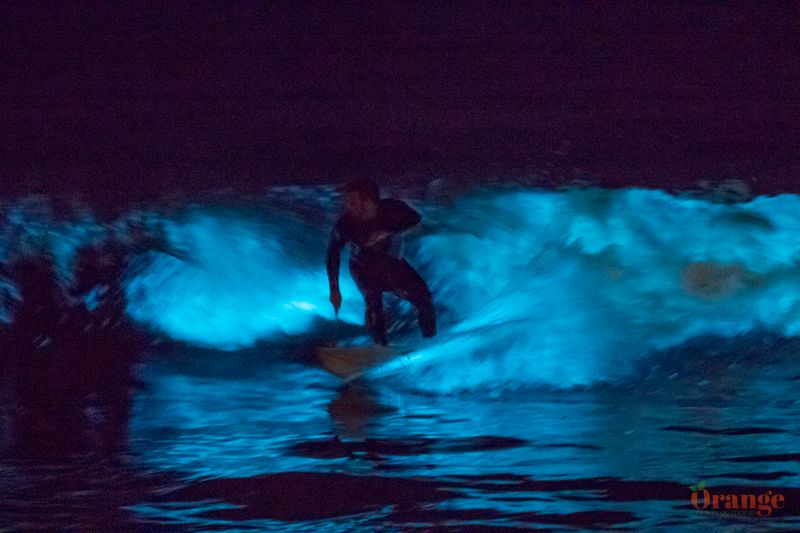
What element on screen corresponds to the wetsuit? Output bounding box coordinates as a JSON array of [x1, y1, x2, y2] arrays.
[[327, 198, 436, 345]]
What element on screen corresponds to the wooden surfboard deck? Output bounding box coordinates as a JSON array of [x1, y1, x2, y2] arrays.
[[317, 345, 412, 382]]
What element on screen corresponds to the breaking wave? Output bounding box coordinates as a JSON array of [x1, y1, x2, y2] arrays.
[[3, 185, 800, 391]]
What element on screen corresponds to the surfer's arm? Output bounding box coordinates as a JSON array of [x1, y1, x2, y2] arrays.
[[363, 201, 421, 247], [326, 221, 347, 314], [326, 220, 347, 292], [380, 199, 421, 234]]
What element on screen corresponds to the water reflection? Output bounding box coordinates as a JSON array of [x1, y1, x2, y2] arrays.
[[328, 383, 397, 439], [2, 342, 800, 529]]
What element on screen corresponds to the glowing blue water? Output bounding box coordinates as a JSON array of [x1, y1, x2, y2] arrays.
[[3, 187, 800, 531], [4, 186, 800, 391]]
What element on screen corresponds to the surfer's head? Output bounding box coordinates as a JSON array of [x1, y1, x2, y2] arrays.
[[343, 179, 380, 221]]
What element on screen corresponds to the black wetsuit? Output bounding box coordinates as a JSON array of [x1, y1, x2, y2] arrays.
[[327, 198, 436, 345]]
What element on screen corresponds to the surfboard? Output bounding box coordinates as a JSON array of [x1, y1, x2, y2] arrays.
[[316, 344, 413, 382]]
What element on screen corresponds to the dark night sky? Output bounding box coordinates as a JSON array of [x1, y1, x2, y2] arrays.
[[2, 2, 799, 202]]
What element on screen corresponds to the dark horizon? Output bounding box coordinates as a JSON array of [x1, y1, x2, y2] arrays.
[[3, 2, 799, 203]]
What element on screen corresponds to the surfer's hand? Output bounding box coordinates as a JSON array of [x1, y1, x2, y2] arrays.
[[329, 288, 342, 315]]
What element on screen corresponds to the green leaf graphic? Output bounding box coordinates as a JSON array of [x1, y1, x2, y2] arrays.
[[689, 485, 697, 491], [698, 480, 706, 490]]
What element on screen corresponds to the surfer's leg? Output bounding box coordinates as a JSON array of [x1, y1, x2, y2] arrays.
[[350, 259, 389, 346], [364, 291, 388, 346], [387, 259, 437, 339]]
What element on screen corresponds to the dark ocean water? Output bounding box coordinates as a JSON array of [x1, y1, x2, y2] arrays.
[[2, 344, 800, 530], [1, 184, 800, 530]]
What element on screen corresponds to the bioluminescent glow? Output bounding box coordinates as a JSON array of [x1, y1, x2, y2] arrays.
[[123, 207, 364, 348], [3, 187, 800, 390], [386, 188, 800, 390]]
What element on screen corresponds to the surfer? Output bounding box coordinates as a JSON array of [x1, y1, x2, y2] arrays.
[[327, 180, 436, 346]]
